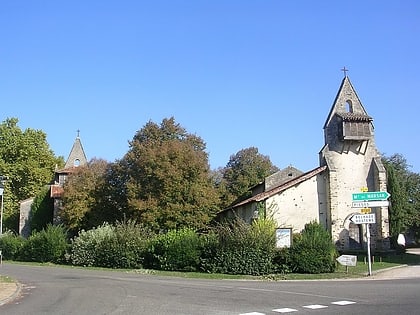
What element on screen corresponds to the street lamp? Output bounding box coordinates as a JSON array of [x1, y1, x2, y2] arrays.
[[0, 175, 7, 236]]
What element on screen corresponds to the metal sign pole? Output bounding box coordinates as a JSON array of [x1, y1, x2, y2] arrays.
[[366, 223, 372, 276]]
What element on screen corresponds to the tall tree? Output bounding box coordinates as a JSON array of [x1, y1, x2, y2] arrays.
[[120, 117, 219, 232], [220, 147, 279, 207], [0, 118, 63, 232], [61, 158, 109, 234], [383, 153, 420, 241]]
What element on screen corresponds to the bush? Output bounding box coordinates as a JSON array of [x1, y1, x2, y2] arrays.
[[0, 232, 25, 260], [69, 221, 153, 268], [21, 224, 68, 263], [289, 221, 337, 274], [69, 223, 115, 267], [146, 228, 202, 271], [200, 218, 277, 275]]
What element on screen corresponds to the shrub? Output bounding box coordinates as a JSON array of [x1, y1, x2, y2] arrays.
[[0, 232, 25, 260], [146, 228, 202, 271], [69, 221, 153, 268], [200, 218, 277, 275], [21, 224, 68, 263], [69, 223, 115, 267], [289, 221, 337, 274]]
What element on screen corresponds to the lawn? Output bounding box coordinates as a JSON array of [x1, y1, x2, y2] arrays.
[[1, 250, 419, 282]]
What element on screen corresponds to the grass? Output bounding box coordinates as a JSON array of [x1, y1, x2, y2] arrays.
[[0, 275, 14, 283], [1, 251, 419, 282]]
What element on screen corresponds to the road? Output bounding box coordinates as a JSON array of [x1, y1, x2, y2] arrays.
[[1, 263, 420, 315]]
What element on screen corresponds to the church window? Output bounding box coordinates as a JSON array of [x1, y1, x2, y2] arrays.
[[345, 100, 353, 113], [74, 159, 80, 167]]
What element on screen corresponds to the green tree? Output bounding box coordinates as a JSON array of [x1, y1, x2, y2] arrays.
[[383, 153, 420, 242], [30, 185, 54, 232], [120, 117, 219, 232], [61, 158, 108, 234], [220, 147, 279, 207], [0, 118, 63, 232]]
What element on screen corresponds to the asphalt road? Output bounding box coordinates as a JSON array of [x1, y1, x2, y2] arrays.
[[1, 262, 420, 315]]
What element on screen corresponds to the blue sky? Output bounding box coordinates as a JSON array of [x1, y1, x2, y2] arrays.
[[1, 1, 419, 173]]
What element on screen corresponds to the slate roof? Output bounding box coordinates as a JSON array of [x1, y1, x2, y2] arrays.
[[336, 112, 372, 122], [221, 165, 328, 212]]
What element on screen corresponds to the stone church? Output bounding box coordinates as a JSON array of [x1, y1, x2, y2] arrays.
[[218, 74, 390, 251], [50, 133, 88, 224], [19, 133, 88, 236]]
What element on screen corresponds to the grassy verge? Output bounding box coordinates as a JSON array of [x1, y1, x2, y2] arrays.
[[1, 251, 419, 281]]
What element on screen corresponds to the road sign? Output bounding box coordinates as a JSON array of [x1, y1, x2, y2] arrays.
[[361, 208, 371, 214], [352, 191, 390, 201], [336, 254, 357, 267], [350, 213, 376, 224], [352, 200, 389, 208]]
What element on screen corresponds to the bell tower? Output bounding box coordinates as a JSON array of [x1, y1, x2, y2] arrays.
[[320, 71, 389, 250]]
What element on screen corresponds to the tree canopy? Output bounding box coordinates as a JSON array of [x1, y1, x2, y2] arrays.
[[219, 147, 279, 207], [118, 117, 219, 232], [0, 118, 63, 232], [383, 153, 420, 242]]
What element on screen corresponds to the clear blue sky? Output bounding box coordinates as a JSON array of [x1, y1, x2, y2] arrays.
[[1, 1, 419, 173]]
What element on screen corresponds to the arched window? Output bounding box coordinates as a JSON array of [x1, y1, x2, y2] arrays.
[[345, 100, 353, 113], [74, 159, 80, 167]]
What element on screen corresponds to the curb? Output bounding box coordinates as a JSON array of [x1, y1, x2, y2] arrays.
[[0, 281, 22, 306]]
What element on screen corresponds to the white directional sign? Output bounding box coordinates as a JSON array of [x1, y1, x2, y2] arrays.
[[350, 213, 376, 224], [351, 200, 389, 208], [336, 254, 357, 267]]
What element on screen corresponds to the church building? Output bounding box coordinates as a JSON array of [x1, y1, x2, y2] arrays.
[[50, 132, 88, 224], [218, 74, 390, 251]]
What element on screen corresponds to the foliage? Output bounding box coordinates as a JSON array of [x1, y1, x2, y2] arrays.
[[120, 117, 220, 232], [0, 118, 64, 232], [200, 218, 277, 275], [383, 153, 420, 242], [69, 223, 115, 267], [145, 228, 202, 271], [69, 221, 153, 269], [61, 158, 109, 234], [20, 224, 68, 263], [289, 221, 337, 274], [0, 232, 25, 260], [219, 147, 279, 207], [30, 186, 54, 232]]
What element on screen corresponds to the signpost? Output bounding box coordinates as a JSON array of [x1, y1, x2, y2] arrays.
[[352, 200, 389, 208], [336, 254, 357, 273], [349, 189, 391, 276], [350, 213, 376, 224], [352, 191, 390, 201]]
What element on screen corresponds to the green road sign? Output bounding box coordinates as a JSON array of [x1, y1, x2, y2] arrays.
[[352, 191, 390, 201]]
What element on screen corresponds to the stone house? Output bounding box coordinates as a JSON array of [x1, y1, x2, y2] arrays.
[[218, 75, 390, 251]]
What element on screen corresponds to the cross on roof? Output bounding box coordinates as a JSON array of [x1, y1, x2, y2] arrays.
[[77, 129, 80, 138], [341, 66, 349, 77]]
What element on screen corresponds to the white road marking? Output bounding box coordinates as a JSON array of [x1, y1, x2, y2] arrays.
[[272, 307, 298, 313], [303, 304, 328, 309], [332, 300, 356, 305]]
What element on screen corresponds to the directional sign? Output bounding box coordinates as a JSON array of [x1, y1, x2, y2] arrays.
[[352, 200, 389, 208], [350, 213, 376, 224], [336, 254, 357, 267], [352, 191, 390, 201]]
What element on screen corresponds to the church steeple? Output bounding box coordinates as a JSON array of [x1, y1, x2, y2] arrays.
[[323, 74, 373, 145], [64, 131, 88, 169]]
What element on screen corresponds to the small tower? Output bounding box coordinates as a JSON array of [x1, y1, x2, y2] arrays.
[[51, 131, 88, 224], [64, 130, 88, 169], [320, 73, 389, 250]]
